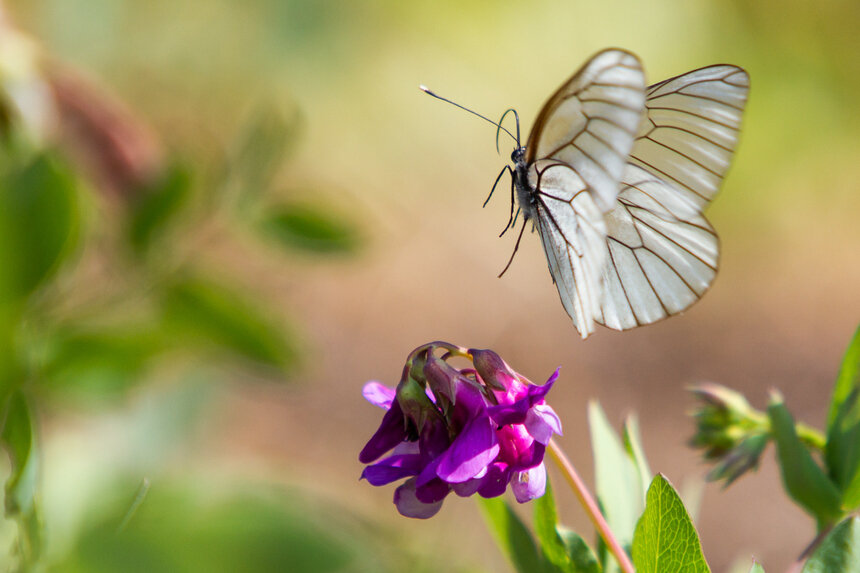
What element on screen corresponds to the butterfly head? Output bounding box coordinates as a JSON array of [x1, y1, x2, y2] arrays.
[[510, 146, 526, 167]]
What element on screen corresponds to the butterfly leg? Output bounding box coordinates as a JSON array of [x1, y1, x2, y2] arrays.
[[485, 164, 513, 207], [497, 217, 527, 278], [498, 169, 518, 237]]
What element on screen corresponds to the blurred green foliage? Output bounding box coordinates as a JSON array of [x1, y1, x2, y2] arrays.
[[0, 5, 366, 568], [53, 481, 410, 573]]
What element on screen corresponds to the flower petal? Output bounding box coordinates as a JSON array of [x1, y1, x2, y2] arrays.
[[361, 452, 423, 485], [362, 381, 396, 409], [525, 405, 563, 444], [359, 399, 407, 464], [415, 478, 451, 504], [394, 478, 445, 519], [436, 415, 499, 483], [451, 478, 483, 497], [477, 462, 511, 498], [512, 463, 547, 503]]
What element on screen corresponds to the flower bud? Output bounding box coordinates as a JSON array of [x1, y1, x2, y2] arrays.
[[689, 383, 769, 485]]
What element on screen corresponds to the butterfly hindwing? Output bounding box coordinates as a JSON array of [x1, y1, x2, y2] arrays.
[[531, 161, 607, 337], [598, 65, 749, 330]]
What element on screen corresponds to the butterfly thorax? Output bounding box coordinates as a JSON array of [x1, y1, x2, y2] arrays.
[[511, 146, 536, 221]]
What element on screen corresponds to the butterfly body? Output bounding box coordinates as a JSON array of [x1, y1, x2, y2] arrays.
[[511, 146, 537, 222]]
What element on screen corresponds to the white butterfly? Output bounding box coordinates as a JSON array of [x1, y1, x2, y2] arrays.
[[424, 48, 749, 338]]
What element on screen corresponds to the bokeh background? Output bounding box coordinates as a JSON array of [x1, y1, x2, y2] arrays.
[[1, 0, 859, 571]]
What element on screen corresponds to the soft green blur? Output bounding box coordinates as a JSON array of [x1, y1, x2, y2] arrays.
[[2, 0, 859, 571]]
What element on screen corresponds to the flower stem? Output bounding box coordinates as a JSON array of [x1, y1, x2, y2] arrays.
[[796, 422, 826, 452], [548, 439, 635, 573]]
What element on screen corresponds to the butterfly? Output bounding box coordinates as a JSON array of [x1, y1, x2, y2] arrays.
[[423, 48, 749, 338]]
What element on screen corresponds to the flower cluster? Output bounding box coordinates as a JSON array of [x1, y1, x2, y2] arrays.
[[359, 342, 562, 518]]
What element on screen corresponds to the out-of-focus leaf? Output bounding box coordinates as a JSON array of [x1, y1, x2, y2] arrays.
[[54, 482, 411, 573], [631, 474, 709, 573], [828, 326, 860, 430], [0, 153, 78, 302], [162, 276, 297, 374], [768, 397, 843, 525], [588, 402, 642, 556], [127, 164, 192, 254], [258, 202, 360, 255], [1, 390, 42, 562], [557, 528, 602, 573], [534, 481, 570, 571], [41, 324, 164, 399], [802, 517, 860, 573], [826, 326, 860, 508], [478, 497, 544, 573], [749, 561, 766, 573], [623, 415, 651, 502], [223, 104, 302, 211]]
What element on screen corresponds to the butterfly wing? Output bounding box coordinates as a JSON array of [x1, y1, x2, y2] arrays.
[[526, 49, 647, 212], [597, 65, 750, 330], [525, 49, 647, 338]]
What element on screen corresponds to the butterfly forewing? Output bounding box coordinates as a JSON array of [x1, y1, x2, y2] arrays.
[[525, 49, 647, 212], [597, 65, 749, 330], [523, 49, 647, 338]]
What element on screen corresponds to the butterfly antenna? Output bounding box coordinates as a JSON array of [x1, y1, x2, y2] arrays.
[[495, 109, 521, 153], [420, 85, 518, 146], [498, 218, 527, 278]]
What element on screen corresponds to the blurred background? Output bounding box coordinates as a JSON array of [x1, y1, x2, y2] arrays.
[[0, 0, 858, 571]]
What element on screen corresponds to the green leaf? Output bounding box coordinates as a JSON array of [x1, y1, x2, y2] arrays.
[[162, 276, 298, 374], [828, 327, 860, 428], [0, 153, 78, 302], [749, 561, 766, 573], [623, 414, 652, 502], [588, 401, 642, 553], [41, 324, 164, 399], [631, 474, 709, 573], [478, 497, 543, 573], [223, 104, 302, 211], [802, 517, 860, 573], [826, 326, 860, 508], [258, 202, 361, 255], [1, 390, 42, 562], [557, 528, 602, 573], [534, 480, 568, 569], [768, 398, 843, 524], [127, 164, 192, 254]]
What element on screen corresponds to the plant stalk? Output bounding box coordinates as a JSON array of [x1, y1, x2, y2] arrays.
[[548, 439, 635, 573]]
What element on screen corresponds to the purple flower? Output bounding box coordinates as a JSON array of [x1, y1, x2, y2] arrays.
[[359, 342, 562, 519]]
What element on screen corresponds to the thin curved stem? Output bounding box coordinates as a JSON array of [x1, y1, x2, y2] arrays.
[[548, 439, 635, 573]]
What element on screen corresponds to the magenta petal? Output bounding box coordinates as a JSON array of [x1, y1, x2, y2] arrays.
[[415, 478, 451, 504], [477, 463, 511, 498], [436, 415, 499, 483], [525, 405, 562, 444], [361, 452, 423, 485], [394, 478, 445, 519], [362, 381, 396, 409], [358, 400, 407, 464], [451, 478, 483, 497], [510, 441, 545, 472], [512, 464, 547, 503]]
